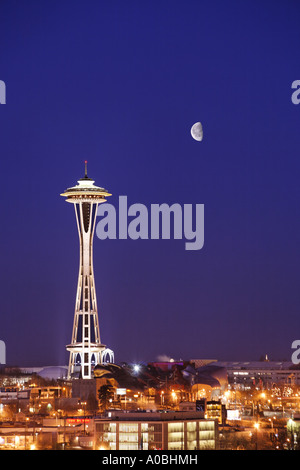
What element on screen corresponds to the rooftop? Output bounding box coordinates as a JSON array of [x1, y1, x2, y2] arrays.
[[97, 410, 207, 422]]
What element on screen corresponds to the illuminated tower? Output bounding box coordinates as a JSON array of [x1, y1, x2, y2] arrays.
[[61, 162, 114, 379]]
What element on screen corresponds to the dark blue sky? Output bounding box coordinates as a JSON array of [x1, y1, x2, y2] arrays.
[[0, 0, 299, 367]]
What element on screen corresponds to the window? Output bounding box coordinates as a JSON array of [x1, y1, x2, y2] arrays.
[[168, 422, 184, 450], [96, 422, 117, 450]]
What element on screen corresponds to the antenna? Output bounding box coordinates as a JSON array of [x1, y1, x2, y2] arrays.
[[84, 160, 88, 178]]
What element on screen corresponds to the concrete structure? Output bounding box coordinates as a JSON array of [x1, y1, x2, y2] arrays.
[[95, 411, 219, 450], [61, 163, 114, 380]]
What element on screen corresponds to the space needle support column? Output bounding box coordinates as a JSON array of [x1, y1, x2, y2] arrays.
[[61, 162, 113, 379]]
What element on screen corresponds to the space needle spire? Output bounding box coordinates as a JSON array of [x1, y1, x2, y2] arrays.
[[61, 162, 114, 379]]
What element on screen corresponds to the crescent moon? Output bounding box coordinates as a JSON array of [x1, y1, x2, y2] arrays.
[[191, 122, 203, 141]]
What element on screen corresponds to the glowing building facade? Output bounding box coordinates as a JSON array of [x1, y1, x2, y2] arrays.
[[95, 411, 219, 450]]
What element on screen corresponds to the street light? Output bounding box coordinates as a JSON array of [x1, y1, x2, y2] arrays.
[[132, 364, 140, 374], [288, 418, 296, 449], [254, 422, 259, 450]]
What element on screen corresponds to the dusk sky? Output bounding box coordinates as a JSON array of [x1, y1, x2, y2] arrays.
[[0, 0, 300, 367]]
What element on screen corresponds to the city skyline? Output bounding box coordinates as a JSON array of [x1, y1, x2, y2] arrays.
[[0, 1, 300, 367]]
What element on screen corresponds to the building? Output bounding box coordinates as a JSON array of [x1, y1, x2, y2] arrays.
[[183, 362, 228, 401], [61, 162, 114, 380], [206, 401, 226, 425], [0, 418, 93, 450], [287, 415, 300, 449], [19, 366, 68, 380], [195, 399, 226, 425], [0, 387, 30, 403], [0, 412, 219, 450], [215, 361, 300, 389], [94, 411, 219, 450]]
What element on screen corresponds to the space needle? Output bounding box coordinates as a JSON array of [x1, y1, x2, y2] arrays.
[[61, 162, 114, 379]]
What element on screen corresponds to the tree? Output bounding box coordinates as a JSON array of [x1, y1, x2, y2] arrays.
[[98, 384, 114, 411]]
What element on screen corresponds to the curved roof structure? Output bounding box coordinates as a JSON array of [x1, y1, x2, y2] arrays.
[[60, 162, 111, 202], [93, 364, 145, 391]]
